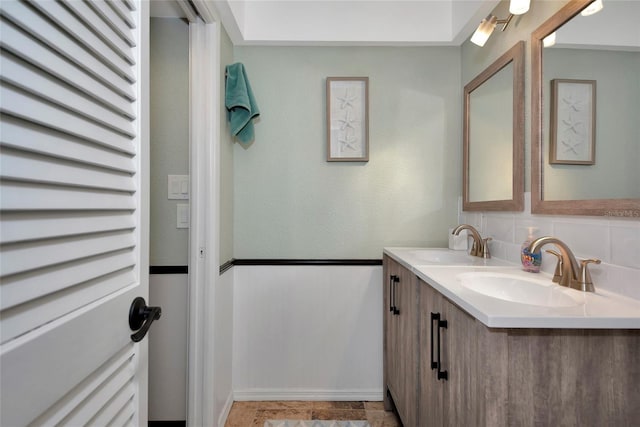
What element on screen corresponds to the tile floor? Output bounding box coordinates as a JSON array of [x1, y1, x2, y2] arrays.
[[224, 401, 401, 427]]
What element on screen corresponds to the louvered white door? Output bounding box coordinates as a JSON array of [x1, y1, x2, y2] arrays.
[[0, 1, 149, 426]]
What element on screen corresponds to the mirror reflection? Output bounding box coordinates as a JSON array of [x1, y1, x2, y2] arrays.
[[469, 62, 513, 202], [542, 0, 640, 201], [463, 41, 524, 211]]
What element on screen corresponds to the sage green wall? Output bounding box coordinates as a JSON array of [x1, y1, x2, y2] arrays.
[[220, 26, 235, 264], [232, 46, 461, 259], [150, 18, 189, 265]]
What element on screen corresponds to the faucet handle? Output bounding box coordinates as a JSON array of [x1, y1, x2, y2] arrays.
[[578, 258, 601, 292], [482, 237, 492, 259], [545, 250, 563, 283]]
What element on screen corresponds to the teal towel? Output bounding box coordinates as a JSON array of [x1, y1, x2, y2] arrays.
[[225, 63, 260, 144]]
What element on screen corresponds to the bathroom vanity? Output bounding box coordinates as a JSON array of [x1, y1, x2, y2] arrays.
[[383, 248, 640, 427]]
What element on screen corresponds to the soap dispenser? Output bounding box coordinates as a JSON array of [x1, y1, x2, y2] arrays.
[[521, 227, 541, 273]]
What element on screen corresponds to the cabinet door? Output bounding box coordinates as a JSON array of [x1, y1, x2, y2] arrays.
[[394, 263, 418, 427], [441, 296, 479, 426], [382, 255, 397, 411], [419, 277, 508, 427], [383, 256, 418, 427], [418, 280, 445, 427]]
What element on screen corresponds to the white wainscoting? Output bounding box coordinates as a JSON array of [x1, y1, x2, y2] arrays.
[[232, 265, 383, 401], [215, 268, 235, 426]]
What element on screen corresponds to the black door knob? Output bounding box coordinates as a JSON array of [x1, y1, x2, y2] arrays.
[[128, 297, 162, 342]]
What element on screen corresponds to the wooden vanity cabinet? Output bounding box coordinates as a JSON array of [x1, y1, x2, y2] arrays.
[[382, 254, 639, 426], [383, 256, 418, 427]]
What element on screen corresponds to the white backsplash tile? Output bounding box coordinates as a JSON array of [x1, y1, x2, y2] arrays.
[[515, 218, 553, 243], [610, 222, 640, 269], [603, 264, 640, 300], [486, 239, 507, 260], [483, 214, 515, 243], [551, 220, 609, 261], [504, 242, 522, 265], [457, 194, 640, 299]]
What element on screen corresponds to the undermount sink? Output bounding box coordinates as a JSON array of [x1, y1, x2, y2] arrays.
[[402, 249, 513, 266], [406, 249, 473, 264], [457, 272, 585, 308]]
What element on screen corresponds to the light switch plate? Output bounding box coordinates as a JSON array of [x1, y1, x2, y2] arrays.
[[168, 175, 189, 200], [177, 204, 189, 229]]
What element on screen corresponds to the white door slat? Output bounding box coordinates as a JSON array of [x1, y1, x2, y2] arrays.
[[29, 0, 135, 82], [0, 5, 135, 100], [0, 249, 136, 311], [1, 53, 135, 137], [86, 380, 135, 427], [122, 0, 136, 12], [28, 347, 134, 427], [0, 210, 136, 245], [0, 21, 135, 119], [0, 116, 136, 174], [61, 357, 133, 426], [0, 230, 136, 277], [109, 400, 135, 427], [2, 268, 136, 342], [0, 287, 137, 427], [86, 0, 135, 48], [1, 84, 136, 154], [0, 148, 136, 193], [60, 0, 135, 65], [0, 181, 136, 211], [107, 0, 136, 29]]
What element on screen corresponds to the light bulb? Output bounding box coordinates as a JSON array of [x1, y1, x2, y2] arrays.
[[509, 0, 531, 15], [543, 32, 556, 47], [470, 15, 498, 47], [581, 0, 603, 16]]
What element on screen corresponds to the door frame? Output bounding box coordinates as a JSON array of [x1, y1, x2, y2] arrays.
[[187, 10, 221, 427]]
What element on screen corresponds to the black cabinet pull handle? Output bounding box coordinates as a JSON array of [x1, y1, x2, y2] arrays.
[[129, 297, 162, 343], [389, 275, 396, 312], [430, 312, 438, 370], [431, 312, 448, 381], [393, 276, 400, 315]]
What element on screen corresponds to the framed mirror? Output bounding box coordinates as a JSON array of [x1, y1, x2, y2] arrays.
[[531, 0, 640, 216], [463, 41, 524, 211]]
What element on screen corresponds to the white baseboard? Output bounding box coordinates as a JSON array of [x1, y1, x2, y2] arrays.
[[218, 391, 235, 427], [233, 389, 383, 402]]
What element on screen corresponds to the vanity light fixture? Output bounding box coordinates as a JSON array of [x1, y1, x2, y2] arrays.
[[470, 13, 514, 47], [471, 0, 532, 47], [581, 0, 603, 16]]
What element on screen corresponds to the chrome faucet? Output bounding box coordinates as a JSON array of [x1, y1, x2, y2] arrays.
[[452, 224, 491, 258], [528, 236, 599, 292]]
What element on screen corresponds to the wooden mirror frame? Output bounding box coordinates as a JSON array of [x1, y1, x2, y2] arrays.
[[531, 0, 640, 216], [463, 41, 525, 211]]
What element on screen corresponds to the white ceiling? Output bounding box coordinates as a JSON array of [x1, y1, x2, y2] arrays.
[[150, 0, 500, 46]]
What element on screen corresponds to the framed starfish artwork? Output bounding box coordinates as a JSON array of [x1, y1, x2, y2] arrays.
[[326, 77, 369, 162], [549, 79, 596, 165]]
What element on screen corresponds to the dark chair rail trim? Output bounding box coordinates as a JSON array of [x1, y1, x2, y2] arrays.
[[148, 421, 186, 427], [149, 265, 188, 274], [150, 260, 382, 276]]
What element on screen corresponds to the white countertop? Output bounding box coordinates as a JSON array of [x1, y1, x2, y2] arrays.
[[384, 247, 640, 329]]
